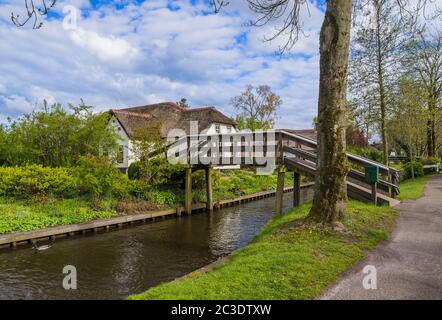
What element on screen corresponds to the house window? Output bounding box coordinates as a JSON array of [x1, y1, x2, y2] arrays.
[[227, 125, 232, 133], [117, 145, 124, 164], [215, 124, 221, 134]]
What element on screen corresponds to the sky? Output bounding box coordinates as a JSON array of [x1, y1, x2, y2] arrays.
[[0, 0, 326, 129]]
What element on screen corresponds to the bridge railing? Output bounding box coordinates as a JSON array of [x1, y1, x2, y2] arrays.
[[164, 129, 399, 196]]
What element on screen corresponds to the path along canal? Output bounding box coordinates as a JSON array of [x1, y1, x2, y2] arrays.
[[0, 190, 312, 300]]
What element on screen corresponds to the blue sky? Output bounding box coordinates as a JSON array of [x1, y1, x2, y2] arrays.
[[0, 0, 325, 128]]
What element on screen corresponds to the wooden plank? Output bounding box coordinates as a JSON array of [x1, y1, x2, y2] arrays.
[[275, 168, 285, 214], [293, 171, 301, 207], [205, 167, 213, 212]]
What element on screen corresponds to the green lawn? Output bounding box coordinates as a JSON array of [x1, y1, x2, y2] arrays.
[[0, 198, 116, 234], [397, 175, 433, 200], [129, 201, 398, 300]]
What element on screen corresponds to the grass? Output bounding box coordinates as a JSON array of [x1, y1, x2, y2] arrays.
[[129, 200, 398, 300], [397, 175, 433, 200], [0, 197, 116, 234]]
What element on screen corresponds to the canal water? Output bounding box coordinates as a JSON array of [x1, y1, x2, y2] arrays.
[[0, 191, 310, 300]]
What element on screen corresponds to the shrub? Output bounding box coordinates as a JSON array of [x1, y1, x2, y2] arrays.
[[192, 169, 221, 190], [134, 158, 186, 186], [404, 161, 424, 179], [146, 188, 182, 207], [128, 161, 142, 180], [347, 146, 384, 163], [0, 165, 76, 198], [75, 156, 129, 204], [420, 157, 440, 165]]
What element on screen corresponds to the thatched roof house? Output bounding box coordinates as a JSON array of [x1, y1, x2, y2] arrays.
[[108, 102, 236, 171]]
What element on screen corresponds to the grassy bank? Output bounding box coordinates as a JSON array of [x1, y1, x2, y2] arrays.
[[129, 200, 398, 300], [0, 198, 116, 234], [398, 175, 433, 200]]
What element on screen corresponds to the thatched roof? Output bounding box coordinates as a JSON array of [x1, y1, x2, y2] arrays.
[[110, 102, 235, 139]]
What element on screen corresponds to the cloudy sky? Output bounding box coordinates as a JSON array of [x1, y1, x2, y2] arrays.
[[0, 0, 326, 128]]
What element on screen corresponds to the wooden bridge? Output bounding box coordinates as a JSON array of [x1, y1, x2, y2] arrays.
[[166, 130, 401, 215]]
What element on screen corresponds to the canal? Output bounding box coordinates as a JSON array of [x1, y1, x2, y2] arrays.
[[0, 191, 311, 300]]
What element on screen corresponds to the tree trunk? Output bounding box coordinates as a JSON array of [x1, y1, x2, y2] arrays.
[[308, 0, 352, 223], [427, 117, 434, 157]]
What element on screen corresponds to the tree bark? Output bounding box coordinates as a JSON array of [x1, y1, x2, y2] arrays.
[[308, 0, 352, 223]]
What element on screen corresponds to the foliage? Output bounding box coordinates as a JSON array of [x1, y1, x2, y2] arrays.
[[0, 101, 118, 167], [177, 98, 190, 108], [404, 161, 424, 179], [0, 197, 115, 234], [145, 187, 183, 207], [129, 201, 398, 300], [75, 156, 129, 203], [420, 157, 440, 165], [128, 161, 142, 180], [347, 146, 383, 163], [0, 165, 76, 199]]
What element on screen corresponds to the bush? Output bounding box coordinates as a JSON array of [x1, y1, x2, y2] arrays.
[[0, 165, 76, 198], [128, 161, 142, 180], [132, 158, 186, 186], [404, 161, 424, 179], [192, 169, 221, 190], [420, 157, 440, 165], [75, 156, 129, 204], [146, 188, 182, 207]]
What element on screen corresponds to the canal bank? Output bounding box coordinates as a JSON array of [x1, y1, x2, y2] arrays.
[[0, 186, 314, 299]]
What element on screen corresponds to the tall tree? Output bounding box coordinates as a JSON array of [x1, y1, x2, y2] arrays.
[[409, 29, 442, 157], [231, 85, 282, 131], [308, 1, 353, 222], [389, 76, 428, 177], [349, 0, 416, 164]]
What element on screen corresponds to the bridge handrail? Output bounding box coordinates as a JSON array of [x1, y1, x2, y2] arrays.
[[278, 130, 399, 176]]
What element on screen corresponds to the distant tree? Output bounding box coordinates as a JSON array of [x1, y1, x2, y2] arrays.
[[389, 77, 428, 177], [177, 98, 190, 108], [407, 29, 442, 157], [11, 0, 57, 29], [231, 85, 282, 131]]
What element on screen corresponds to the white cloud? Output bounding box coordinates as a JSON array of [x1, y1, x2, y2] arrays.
[[0, 0, 328, 129], [70, 28, 139, 62]]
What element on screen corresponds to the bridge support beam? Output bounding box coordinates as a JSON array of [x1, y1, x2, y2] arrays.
[[185, 167, 192, 215], [371, 182, 378, 205], [293, 171, 301, 207], [205, 167, 213, 212], [275, 166, 286, 214]]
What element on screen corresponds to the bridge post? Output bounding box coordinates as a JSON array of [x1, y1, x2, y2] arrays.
[[205, 167, 213, 212], [293, 171, 301, 207], [275, 166, 285, 214], [371, 182, 378, 205], [185, 166, 192, 215]]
